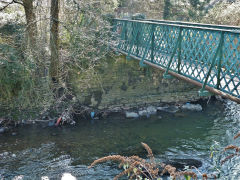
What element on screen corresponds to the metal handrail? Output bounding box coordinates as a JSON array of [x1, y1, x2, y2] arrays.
[[113, 18, 240, 102], [114, 18, 240, 34], [145, 19, 240, 31]]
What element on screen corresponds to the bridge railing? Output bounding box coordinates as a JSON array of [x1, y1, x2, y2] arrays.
[[145, 19, 240, 31], [112, 18, 240, 99]]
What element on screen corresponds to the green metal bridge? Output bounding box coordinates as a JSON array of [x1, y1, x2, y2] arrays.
[[112, 18, 240, 103]]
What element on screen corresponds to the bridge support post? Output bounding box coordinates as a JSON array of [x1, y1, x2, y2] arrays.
[[163, 27, 183, 79], [198, 32, 224, 97], [151, 24, 155, 63], [139, 25, 155, 67], [216, 32, 225, 89], [126, 22, 140, 61]]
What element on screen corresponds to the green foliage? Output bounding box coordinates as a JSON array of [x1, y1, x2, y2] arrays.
[[0, 0, 117, 121], [0, 44, 25, 101], [0, 24, 55, 120], [184, 175, 191, 180]]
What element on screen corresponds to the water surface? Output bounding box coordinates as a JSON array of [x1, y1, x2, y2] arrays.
[[0, 100, 240, 179]]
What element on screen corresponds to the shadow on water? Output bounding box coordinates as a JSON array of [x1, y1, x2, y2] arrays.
[[0, 100, 240, 179]]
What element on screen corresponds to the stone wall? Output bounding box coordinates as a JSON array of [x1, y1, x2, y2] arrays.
[[70, 55, 201, 110]]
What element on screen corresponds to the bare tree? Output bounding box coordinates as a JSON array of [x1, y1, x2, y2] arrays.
[[22, 0, 37, 49], [50, 0, 60, 83]]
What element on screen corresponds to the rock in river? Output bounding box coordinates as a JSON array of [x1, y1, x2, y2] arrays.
[[146, 106, 157, 115], [138, 106, 157, 117], [181, 103, 202, 111], [138, 110, 148, 116], [157, 106, 179, 113], [125, 112, 139, 118], [0, 127, 5, 134]]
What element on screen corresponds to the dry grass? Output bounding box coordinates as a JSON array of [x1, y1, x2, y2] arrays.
[[221, 153, 237, 165], [141, 142, 154, 162], [89, 142, 200, 180], [221, 132, 240, 165], [89, 131, 240, 179], [234, 132, 240, 140]]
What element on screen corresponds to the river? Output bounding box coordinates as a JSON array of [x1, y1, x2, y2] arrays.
[[0, 100, 240, 179]]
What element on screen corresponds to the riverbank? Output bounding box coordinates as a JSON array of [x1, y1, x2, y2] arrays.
[[0, 53, 212, 132], [0, 95, 221, 135]]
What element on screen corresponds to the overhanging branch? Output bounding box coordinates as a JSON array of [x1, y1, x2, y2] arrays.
[[0, 0, 23, 11]]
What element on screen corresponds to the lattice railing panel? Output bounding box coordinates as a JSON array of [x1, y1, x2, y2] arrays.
[[113, 19, 240, 99], [179, 29, 221, 84], [153, 25, 180, 69], [220, 33, 240, 97]]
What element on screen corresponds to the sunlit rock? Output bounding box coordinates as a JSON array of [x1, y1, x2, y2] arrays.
[[146, 106, 157, 115], [181, 103, 202, 111], [0, 127, 5, 134], [157, 106, 179, 113], [125, 112, 139, 118], [138, 110, 148, 116], [11, 154, 16, 158]]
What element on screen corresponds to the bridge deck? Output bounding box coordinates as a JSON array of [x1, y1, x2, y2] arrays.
[[113, 19, 240, 103]]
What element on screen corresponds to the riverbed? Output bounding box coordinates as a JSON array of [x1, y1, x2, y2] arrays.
[[0, 100, 240, 179]]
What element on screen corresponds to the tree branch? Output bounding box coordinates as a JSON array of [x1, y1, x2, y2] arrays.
[[0, 0, 14, 11], [0, 0, 23, 11], [13, 0, 23, 6]]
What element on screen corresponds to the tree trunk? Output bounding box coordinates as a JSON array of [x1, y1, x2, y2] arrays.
[[22, 0, 38, 55], [50, 0, 60, 83]]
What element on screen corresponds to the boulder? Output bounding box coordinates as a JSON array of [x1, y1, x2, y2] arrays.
[[181, 103, 202, 111], [138, 106, 157, 117], [138, 110, 148, 116], [1, 152, 9, 156], [146, 106, 157, 115], [0, 127, 5, 134], [125, 112, 139, 118], [12, 153, 16, 158], [157, 106, 179, 113]]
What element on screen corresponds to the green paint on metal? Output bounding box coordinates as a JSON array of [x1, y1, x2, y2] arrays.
[[127, 22, 140, 61], [199, 31, 225, 96], [216, 32, 224, 89], [151, 24, 155, 63], [163, 27, 183, 78], [139, 26, 154, 67], [113, 18, 240, 99], [177, 27, 183, 73]]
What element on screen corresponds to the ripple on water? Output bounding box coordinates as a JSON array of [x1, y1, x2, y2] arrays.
[[0, 100, 240, 179]]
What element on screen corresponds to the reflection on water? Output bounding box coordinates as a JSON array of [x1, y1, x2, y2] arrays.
[[0, 100, 240, 179]]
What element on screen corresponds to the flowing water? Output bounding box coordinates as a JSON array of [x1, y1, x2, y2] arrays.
[[0, 100, 240, 179]]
